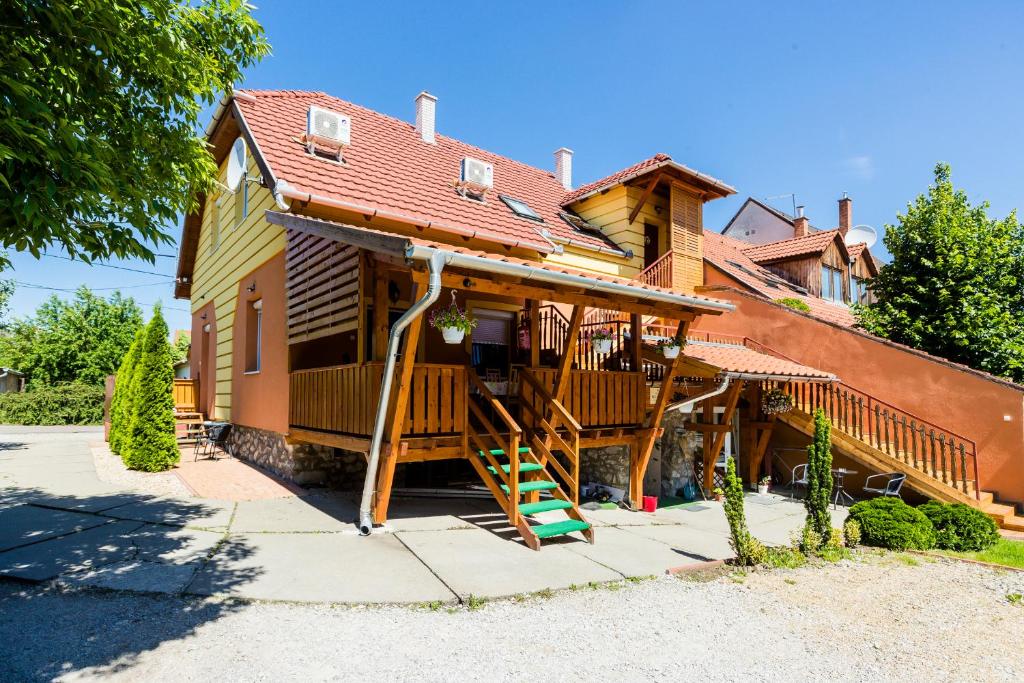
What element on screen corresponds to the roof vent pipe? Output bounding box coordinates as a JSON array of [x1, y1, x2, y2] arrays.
[[415, 91, 437, 144], [554, 147, 573, 190]]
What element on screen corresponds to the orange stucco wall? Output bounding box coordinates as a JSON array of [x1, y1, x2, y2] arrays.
[[190, 301, 217, 418], [230, 252, 289, 435], [694, 286, 1024, 505]]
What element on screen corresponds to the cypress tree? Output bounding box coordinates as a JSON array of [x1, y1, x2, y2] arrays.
[[109, 328, 144, 455], [123, 305, 179, 472], [804, 408, 833, 546], [723, 456, 763, 565]]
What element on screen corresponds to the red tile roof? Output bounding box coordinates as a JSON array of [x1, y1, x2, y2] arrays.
[[741, 230, 843, 263], [846, 242, 867, 260], [685, 341, 836, 381], [560, 153, 736, 204], [234, 90, 626, 254], [703, 231, 857, 327]]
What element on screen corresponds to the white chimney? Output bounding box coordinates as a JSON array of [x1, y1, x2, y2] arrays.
[[415, 91, 437, 144], [554, 147, 573, 190]]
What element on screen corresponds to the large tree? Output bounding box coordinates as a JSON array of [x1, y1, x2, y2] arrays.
[[857, 163, 1024, 382], [0, 0, 270, 267], [0, 286, 144, 387]]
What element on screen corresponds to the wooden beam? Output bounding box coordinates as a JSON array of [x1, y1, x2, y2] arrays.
[[684, 422, 732, 432], [630, 319, 691, 507], [748, 417, 776, 486], [527, 299, 540, 368], [628, 172, 662, 224], [287, 428, 369, 453], [372, 271, 390, 361], [703, 380, 744, 493], [554, 305, 585, 404], [373, 276, 426, 524], [629, 313, 641, 373]]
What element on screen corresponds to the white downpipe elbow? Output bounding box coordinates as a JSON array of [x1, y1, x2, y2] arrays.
[[358, 251, 446, 535]]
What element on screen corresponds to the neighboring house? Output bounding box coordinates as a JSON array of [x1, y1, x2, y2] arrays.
[[173, 89, 1022, 539], [172, 329, 191, 379], [0, 369, 25, 393]]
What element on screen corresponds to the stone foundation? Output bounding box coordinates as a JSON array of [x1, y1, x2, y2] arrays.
[[225, 424, 366, 489], [579, 445, 630, 491]]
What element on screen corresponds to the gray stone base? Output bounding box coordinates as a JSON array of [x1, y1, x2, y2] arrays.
[[226, 424, 366, 490]]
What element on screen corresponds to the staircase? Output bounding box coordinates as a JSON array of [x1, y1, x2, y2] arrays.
[[779, 380, 1024, 532], [464, 370, 593, 550]]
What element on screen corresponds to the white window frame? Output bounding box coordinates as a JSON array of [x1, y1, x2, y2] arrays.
[[245, 299, 263, 374]]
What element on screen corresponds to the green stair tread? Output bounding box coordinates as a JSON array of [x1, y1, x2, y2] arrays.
[[487, 462, 544, 475], [477, 447, 531, 457], [519, 499, 573, 515], [532, 519, 591, 539], [500, 480, 557, 494]]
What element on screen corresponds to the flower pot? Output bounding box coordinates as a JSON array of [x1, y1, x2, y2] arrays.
[[757, 484, 769, 495], [592, 338, 612, 354], [440, 327, 465, 344], [662, 344, 680, 359]]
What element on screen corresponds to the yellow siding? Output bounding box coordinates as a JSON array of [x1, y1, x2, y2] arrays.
[[191, 154, 285, 421], [556, 185, 644, 277]]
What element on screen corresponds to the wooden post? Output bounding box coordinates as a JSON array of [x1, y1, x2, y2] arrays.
[[630, 319, 690, 508], [628, 313, 642, 373], [553, 305, 585, 404], [527, 300, 540, 369], [373, 276, 425, 524], [704, 380, 743, 494], [372, 272, 390, 362]]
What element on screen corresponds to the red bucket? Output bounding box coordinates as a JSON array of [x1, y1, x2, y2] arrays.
[[642, 495, 658, 513]]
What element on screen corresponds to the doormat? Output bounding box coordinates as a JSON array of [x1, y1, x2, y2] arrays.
[[746, 495, 785, 506]]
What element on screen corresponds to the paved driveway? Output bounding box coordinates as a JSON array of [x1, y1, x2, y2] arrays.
[[0, 426, 844, 604]]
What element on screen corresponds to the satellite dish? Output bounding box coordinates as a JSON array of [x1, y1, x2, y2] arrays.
[[226, 136, 248, 192], [844, 224, 877, 249]]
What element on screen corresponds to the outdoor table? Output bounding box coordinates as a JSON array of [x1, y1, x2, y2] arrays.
[[831, 468, 858, 508]]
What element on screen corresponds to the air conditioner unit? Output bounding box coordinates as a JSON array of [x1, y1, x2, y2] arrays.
[[460, 157, 493, 193], [306, 105, 350, 153]]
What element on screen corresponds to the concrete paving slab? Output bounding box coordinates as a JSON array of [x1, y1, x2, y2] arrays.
[[100, 496, 235, 530], [127, 524, 224, 564], [582, 506, 679, 527], [396, 528, 619, 599], [0, 519, 144, 581], [60, 559, 200, 594], [384, 497, 485, 532], [0, 504, 110, 552], [619, 524, 734, 562], [565, 525, 703, 577], [10, 491, 150, 514], [231, 494, 355, 533], [187, 532, 455, 604]]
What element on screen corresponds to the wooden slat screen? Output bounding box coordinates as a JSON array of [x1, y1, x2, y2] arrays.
[[285, 229, 360, 344], [670, 184, 703, 294], [525, 369, 646, 428], [172, 379, 198, 411], [289, 363, 466, 438]]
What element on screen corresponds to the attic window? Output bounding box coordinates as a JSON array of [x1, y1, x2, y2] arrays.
[[499, 195, 543, 222], [559, 211, 604, 237]]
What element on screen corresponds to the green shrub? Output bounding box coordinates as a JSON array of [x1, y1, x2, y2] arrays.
[[723, 456, 764, 566], [918, 501, 999, 552], [843, 518, 862, 548], [848, 497, 935, 551], [804, 408, 833, 548], [123, 306, 179, 472], [109, 329, 144, 455], [775, 297, 811, 313], [0, 383, 104, 425]]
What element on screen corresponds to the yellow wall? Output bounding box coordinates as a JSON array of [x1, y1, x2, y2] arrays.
[[191, 154, 285, 421], [553, 185, 645, 277]]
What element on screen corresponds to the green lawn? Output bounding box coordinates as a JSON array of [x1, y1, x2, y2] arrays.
[[937, 538, 1024, 569]]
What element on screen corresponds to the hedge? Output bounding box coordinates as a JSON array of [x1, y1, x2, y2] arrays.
[[848, 497, 936, 551], [918, 501, 1000, 552], [0, 383, 105, 425]]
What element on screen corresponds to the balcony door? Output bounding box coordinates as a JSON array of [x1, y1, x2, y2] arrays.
[[644, 222, 661, 270]]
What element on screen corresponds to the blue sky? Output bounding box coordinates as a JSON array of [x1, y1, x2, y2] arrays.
[[8, 0, 1023, 334]]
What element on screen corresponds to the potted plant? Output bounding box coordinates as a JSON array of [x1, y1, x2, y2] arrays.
[[757, 476, 771, 495], [429, 296, 477, 344], [712, 487, 725, 502], [657, 335, 685, 359], [761, 388, 794, 415], [588, 327, 613, 354]]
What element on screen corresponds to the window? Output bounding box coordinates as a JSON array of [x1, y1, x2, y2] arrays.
[[499, 195, 543, 222], [209, 195, 224, 254], [245, 299, 262, 373], [851, 275, 869, 304], [821, 265, 845, 303], [233, 181, 249, 228]]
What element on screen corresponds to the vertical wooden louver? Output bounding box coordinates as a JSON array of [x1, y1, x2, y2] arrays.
[[669, 183, 703, 293], [285, 229, 360, 344]]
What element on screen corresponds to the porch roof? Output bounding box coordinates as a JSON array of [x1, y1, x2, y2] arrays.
[[682, 340, 837, 382], [265, 210, 735, 318]]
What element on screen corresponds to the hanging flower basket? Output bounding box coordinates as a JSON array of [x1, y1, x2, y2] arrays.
[[587, 327, 614, 354], [656, 336, 685, 359], [761, 388, 794, 415], [429, 291, 476, 345]]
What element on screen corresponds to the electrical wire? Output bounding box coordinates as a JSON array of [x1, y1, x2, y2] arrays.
[[40, 253, 174, 277]]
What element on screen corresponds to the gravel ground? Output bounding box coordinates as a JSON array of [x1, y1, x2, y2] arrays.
[[1, 552, 1020, 682], [90, 443, 193, 499]]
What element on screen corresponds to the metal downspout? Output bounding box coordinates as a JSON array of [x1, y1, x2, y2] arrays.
[[666, 376, 732, 414], [358, 251, 446, 535]]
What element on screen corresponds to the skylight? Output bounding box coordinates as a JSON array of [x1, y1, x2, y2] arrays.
[[499, 195, 543, 222], [559, 211, 604, 236]]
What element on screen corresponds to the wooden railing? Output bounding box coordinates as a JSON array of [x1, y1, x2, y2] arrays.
[[780, 380, 980, 499], [467, 369, 521, 524], [289, 362, 466, 437], [637, 251, 673, 289], [172, 378, 198, 412], [526, 368, 646, 428], [518, 369, 582, 505]]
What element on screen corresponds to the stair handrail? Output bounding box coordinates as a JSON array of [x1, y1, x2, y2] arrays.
[[468, 369, 522, 521], [518, 368, 581, 504]]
